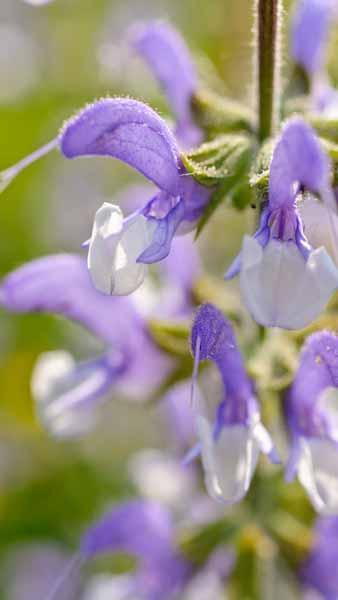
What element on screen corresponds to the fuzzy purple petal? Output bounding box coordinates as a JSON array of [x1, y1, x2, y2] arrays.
[[60, 98, 182, 196], [0, 254, 142, 347], [269, 118, 330, 209]]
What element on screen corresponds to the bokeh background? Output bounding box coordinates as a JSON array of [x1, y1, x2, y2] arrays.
[[0, 0, 337, 597]]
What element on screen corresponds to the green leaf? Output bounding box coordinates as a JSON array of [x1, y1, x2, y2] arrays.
[[249, 138, 274, 202], [148, 319, 190, 357], [192, 88, 254, 136], [182, 134, 254, 235], [309, 114, 338, 144], [180, 517, 239, 566], [183, 133, 253, 185]]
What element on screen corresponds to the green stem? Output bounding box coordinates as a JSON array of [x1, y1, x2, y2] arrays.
[[256, 0, 282, 142]]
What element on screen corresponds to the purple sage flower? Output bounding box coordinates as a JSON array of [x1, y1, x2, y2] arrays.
[[79, 500, 191, 600], [0, 254, 172, 437], [301, 516, 338, 599], [286, 331, 338, 514], [1, 97, 210, 296], [60, 98, 210, 296], [226, 118, 338, 329], [189, 303, 276, 504], [128, 20, 202, 148]]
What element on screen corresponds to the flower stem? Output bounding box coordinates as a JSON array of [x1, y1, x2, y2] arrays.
[[256, 0, 282, 142]]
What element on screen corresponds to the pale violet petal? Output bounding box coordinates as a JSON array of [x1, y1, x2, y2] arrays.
[[318, 386, 338, 440], [300, 195, 338, 265], [128, 449, 194, 508], [88, 203, 124, 295], [112, 214, 157, 295], [32, 351, 107, 438], [297, 436, 338, 514], [184, 570, 225, 600], [197, 417, 260, 504], [240, 236, 338, 329], [83, 574, 135, 600]]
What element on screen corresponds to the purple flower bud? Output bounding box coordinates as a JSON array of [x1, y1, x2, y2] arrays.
[[286, 331, 338, 514], [226, 118, 338, 329], [129, 20, 202, 148], [189, 304, 276, 504]]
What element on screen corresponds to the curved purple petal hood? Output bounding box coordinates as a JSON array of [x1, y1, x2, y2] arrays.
[[129, 20, 201, 147], [60, 98, 182, 196], [269, 118, 330, 208]]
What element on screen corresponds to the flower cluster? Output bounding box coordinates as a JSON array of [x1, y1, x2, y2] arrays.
[[3, 2, 338, 598]]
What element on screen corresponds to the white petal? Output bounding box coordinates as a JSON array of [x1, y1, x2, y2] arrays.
[[184, 570, 225, 600], [318, 386, 338, 440], [88, 203, 124, 295], [197, 417, 259, 504], [297, 436, 338, 514], [300, 195, 338, 265], [128, 449, 194, 508], [83, 574, 135, 600], [240, 236, 338, 329], [32, 351, 104, 438], [111, 214, 156, 296]]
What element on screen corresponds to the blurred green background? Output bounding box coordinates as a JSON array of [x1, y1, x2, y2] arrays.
[[0, 0, 336, 596]]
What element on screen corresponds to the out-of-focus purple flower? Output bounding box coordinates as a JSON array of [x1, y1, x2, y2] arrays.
[[59, 98, 210, 296], [128, 20, 202, 148], [286, 331, 338, 514], [291, 0, 338, 115], [80, 500, 192, 600], [301, 516, 338, 598], [3, 543, 81, 600], [189, 303, 276, 504], [162, 380, 196, 449], [0, 254, 172, 436], [291, 0, 335, 76], [226, 118, 338, 329]]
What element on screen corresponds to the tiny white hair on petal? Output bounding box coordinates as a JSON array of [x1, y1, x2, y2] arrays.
[[297, 436, 338, 514], [240, 236, 338, 329]]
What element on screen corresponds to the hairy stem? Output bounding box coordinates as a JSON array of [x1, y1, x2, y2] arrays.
[[256, 0, 282, 142]]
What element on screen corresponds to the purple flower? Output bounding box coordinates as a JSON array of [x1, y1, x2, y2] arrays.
[[286, 331, 338, 514], [60, 98, 210, 296], [189, 303, 276, 504], [0, 254, 172, 436], [291, 0, 336, 76], [128, 20, 202, 148], [226, 118, 338, 329], [80, 500, 191, 600], [291, 0, 338, 116], [301, 516, 338, 598]]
